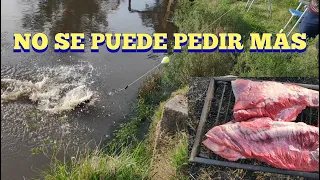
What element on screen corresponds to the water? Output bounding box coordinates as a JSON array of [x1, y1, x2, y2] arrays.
[[1, 63, 97, 113], [1, 0, 177, 179]]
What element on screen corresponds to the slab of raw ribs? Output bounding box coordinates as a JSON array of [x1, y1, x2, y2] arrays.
[[203, 117, 319, 172], [232, 79, 319, 122]]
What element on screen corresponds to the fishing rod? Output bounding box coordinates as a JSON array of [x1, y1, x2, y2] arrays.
[[120, 56, 170, 91], [118, 6, 237, 92]]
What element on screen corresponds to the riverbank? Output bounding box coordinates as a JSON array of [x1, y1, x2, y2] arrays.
[[40, 73, 190, 179], [39, 0, 318, 179], [164, 0, 318, 86]]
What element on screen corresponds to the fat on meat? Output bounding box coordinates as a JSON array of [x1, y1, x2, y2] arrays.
[[232, 79, 319, 122], [203, 117, 319, 172]]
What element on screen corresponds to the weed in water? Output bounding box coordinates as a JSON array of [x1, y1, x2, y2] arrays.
[[31, 146, 43, 155]]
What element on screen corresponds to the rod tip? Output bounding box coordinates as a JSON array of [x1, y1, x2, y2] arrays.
[[161, 56, 170, 64]]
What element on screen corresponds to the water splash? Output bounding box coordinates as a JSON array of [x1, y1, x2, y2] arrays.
[[1, 62, 98, 114]]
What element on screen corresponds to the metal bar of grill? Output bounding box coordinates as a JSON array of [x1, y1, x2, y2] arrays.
[[213, 77, 319, 90], [215, 83, 226, 122], [192, 157, 318, 178], [224, 91, 232, 122], [189, 77, 319, 179], [190, 79, 215, 161]]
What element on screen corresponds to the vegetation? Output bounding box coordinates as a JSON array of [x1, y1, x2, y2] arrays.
[[105, 72, 171, 152], [163, 0, 318, 88], [39, 73, 188, 179], [170, 133, 189, 179], [165, 0, 318, 179], [41, 143, 150, 180], [234, 39, 319, 77], [39, 0, 318, 179]]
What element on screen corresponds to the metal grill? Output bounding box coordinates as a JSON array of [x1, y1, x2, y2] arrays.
[[189, 77, 319, 179]]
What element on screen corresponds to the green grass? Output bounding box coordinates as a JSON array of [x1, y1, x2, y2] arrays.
[[170, 133, 189, 180], [39, 72, 186, 179], [40, 143, 150, 180], [104, 72, 171, 152], [163, 0, 318, 88], [234, 38, 319, 77]]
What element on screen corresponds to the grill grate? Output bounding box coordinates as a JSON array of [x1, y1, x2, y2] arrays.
[[189, 77, 319, 179]]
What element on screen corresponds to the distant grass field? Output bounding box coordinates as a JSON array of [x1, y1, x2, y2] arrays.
[[163, 0, 319, 88]]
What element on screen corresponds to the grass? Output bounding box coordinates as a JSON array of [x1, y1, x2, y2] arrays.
[[104, 72, 171, 152], [40, 143, 150, 180], [165, 0, 318, 179], [147, 86, 189, 180], [234, 38, 319, 77], [39, 72, 189, 180], [163, 0, 318, 88], [149, 131, 189, 180], [170, 133, 189, 179]]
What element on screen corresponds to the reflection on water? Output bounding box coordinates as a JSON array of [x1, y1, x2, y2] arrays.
[[22, 0, 112, 40], [1, 0, 177, 179], [20, 0, 176, 41], [129, 0, 176, 39]]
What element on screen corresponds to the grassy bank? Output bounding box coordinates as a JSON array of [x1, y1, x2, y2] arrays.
[[39, 0, 318, 179], [39, 72, 189, 179], [163, 0, 318, 88]]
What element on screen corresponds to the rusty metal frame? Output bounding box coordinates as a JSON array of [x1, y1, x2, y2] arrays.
[[189, 77, 319, 179]]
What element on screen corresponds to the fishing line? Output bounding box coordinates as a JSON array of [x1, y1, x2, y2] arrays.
[[120, 63, 162, 91], [113, 5, 237, 93]]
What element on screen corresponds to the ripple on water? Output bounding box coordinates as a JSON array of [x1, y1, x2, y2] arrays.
[[1, 62, 98, 113], [1, 62, 98, 170]]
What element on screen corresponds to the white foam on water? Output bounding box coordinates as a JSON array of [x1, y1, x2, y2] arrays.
[[1, 62, 98, 114]]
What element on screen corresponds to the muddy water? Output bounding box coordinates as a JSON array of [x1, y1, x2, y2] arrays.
[[1, 0, 177, 179]]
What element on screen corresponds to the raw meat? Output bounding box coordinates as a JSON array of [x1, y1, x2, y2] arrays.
[[232, 79, 319, 122], [274, 105, 306, 121], [202, 117, 319, 172]]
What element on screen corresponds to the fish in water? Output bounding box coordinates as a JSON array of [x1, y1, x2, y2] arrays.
[[1, 64, 97, 114]]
